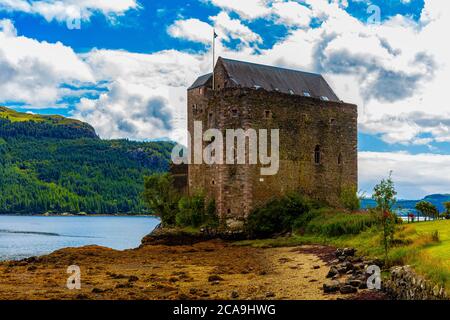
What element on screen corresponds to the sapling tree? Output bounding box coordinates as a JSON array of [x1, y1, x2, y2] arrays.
[[373, 171, 397, 260]]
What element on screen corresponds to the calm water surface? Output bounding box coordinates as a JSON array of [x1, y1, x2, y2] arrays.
[[0, 215, 160, 261]]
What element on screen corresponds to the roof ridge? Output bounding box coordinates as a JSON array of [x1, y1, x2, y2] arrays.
[[219, 57, 322, 77]]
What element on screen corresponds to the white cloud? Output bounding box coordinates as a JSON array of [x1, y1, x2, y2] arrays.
[[0, 19, 94, 107], [359, 152, 450, 199], [206, 0, 272, 20], [211, 12, 262, 45], [73, 49, 211, 142], [168, 18, 213, 44], [0, 18, 16, 36], [0, 0, 138, 23], [168, 12, 262, 46], [272, 1, 312, 27]]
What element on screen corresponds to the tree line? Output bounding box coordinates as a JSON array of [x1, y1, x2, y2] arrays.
[[0, 136, 173, 214]]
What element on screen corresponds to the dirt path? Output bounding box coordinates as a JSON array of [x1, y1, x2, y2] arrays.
[[0, 240, 359, 300]]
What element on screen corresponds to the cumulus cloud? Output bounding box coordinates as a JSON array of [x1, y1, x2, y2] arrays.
[[211, 12, 263, 45], [359, 152, 450, 199], [0, 19, 94, 107], [271, 1, 312, 27], [168, 18, 213, 44], [0, 18, 16, 36], [0, 0, 138, 23], [168, 12, 262, 47], [206, 0, 272, 20], [73, 49, 211, 142]]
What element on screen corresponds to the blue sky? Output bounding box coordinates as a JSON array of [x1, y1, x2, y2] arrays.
[[0, 0, 449, 199]]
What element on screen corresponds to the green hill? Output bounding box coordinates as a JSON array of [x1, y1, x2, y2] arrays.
[[0, 107, 173, 215]]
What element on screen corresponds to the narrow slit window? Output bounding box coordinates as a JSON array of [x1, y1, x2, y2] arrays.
[[314, 145, 321, 164], [338, 153, 342, 165], [264, 110, 272, 119]]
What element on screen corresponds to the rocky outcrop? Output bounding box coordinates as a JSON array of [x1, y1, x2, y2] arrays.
[[384, 266, 448, 300], [141, 225, 217, 246], [323, 248, 377, 295]]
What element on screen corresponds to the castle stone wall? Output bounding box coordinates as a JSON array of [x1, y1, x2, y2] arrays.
[[187, 66, 358, 226]]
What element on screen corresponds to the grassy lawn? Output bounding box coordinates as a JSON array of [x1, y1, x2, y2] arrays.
[[236, 219, 450, 292], [414, 220, 450, 263]]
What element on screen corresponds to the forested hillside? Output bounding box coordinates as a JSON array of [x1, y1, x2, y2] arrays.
[[0, 107, 173, 215]]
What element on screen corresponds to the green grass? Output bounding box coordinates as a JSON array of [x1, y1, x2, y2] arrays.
[[236, 218, 450, 293], [305, 210, 379, 236], [414, 220, 450, 262], [0, 106, 82, 125]]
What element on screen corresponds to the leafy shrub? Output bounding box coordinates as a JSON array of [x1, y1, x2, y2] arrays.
[[204, 200, 220, 230], [339, 185, 360, 212], [305, 211, 379, 237], [176, 194, 206, 228], [143, 173, 181, 226], [292, 209, 323, 234], [245, 193, 313, 239], [176, 193, 219, 229]]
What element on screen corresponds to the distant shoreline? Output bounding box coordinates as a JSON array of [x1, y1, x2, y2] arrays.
[[0, 213, 158, 218]]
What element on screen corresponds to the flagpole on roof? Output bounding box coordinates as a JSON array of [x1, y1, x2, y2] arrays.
[[212, 28, 217, 91]]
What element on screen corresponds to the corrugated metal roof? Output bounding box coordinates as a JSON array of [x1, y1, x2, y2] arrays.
[[220, 58, 340, 102], [188, 73, 212, 90]]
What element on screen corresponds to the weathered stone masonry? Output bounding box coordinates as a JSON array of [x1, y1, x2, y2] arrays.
[[187, 57, 358, 227]]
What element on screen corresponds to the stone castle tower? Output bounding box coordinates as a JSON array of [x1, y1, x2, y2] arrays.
[[186, 57, 358, 228]]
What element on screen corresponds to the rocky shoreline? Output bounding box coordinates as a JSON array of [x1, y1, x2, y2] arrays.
[[0, 229, 446, 300], [0, 233, 373, 300]]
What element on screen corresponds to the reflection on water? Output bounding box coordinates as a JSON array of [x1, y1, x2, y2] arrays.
[[0, 215, 160, 261]]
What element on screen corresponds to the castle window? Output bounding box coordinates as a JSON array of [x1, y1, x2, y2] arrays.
[[338, 153, 342, 165], [212, 179, 216, 185], [264, 110, 272, 119], [314, 145, 321, 164], [227, 209, 231, 214], [303, 91, 311, 97], [231, 108, 239, 117], [330, 118, 336, 125]]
